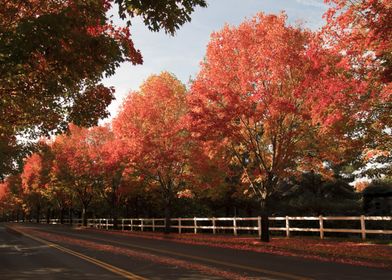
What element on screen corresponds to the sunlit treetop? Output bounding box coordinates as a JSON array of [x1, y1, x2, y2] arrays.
[[323, 0, 391, 85], [322, 0, 391, 172], [20, 143, 53, 195], [113, 72, 191, 195]]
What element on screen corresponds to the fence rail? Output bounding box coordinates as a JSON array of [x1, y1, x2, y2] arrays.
[[16, 215, 392, 240]]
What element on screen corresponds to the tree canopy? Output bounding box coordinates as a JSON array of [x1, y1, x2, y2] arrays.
[[1, 1, 390, 241], [0, 0, 206, 178], [113, 72, 191, 232]]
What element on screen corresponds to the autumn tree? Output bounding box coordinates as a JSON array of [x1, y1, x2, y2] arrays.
[[45, 168, 73, 224], [85, 126, 129, 229], [113, 72, 191, 233], [0, 0, 207, 136], [21, 146, 53, 223], [0, 0, 206, 178], [323, 0, 391, 84], [0, 182, 5, 200], [187, 13, 364, 241], [46, 154, 75, 224], [0, 180, 12, 221], [0, 174, 24, 221], [0, 1, 133, 138], [188, 141, 251, 216], [0, 182, 6, 219], [52, 125, 104, 225], [323, 0, 392, 176]]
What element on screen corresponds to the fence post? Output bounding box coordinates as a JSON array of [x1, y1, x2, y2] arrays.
[[257, 216, 262, 238], [285, 216, 290, 237], [360, 215, 366, 240], [130, 219, 133, 231], [178, 218, 182, 234], [194, 217, 197, 234], [141, 219, 144, 232], [319, 215, 324, 239], [212, 217, 216, 235], [152, 219, 155, 232], [106, 219, 108, 230], [122, 219, 124, 231], [233, 217, 237, 236]]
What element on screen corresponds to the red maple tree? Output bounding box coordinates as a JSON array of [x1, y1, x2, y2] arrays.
[[21, 149, 52, 222], [187, 13, 366, 241], [113, 72, 191, 233], [322, 0, 391, 176]]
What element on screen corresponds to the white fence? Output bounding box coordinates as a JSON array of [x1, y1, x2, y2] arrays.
[[26, 215, 392, 240]]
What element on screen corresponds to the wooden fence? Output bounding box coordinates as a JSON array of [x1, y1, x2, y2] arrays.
[[28, 215, 392, 240]]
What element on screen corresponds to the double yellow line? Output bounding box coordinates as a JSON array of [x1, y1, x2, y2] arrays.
[[8, 226, 146, 280], [12, 225, 313, 280]]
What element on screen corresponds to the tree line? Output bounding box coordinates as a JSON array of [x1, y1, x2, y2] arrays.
[[0, 1, 391, 242]]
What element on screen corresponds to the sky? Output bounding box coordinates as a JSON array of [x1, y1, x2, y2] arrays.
[[102, 0, 329, 122]]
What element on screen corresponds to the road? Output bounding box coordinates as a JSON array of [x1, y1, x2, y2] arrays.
[[0, 223, 390, 279]]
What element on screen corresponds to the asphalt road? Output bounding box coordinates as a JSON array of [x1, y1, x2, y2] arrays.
[[0, 223, 390, 279]]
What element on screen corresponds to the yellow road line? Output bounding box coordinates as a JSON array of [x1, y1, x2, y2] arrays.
[[39, 227, 312, 280], [8, 226, 146, 280]]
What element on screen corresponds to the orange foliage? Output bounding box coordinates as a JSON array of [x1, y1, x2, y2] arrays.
[[113, 72, 191, 229], [113, 72, 190, 189], [0, 182, 7, 200], [354, 180, 370, 192], [21, 152, 49, 195], [322, 0, 391, 157], [188, 13, 339, 203], [324, 0, 391, 86]]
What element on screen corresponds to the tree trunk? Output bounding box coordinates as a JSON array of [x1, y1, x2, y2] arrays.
[[46, 207, 50, 224], [125, 200, 130, 218], [111, 173, 123, 230], [59, 207, 64, 224], [36, 204, 41, 223], [164, 197, 172, 234], [69, 207, 73, 225], [110, 192, 119, 230], [260, 199, 270, 242], [112, 204, 118, 230], [81, 205, 87, 227], [134, 197, 139, 218]]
